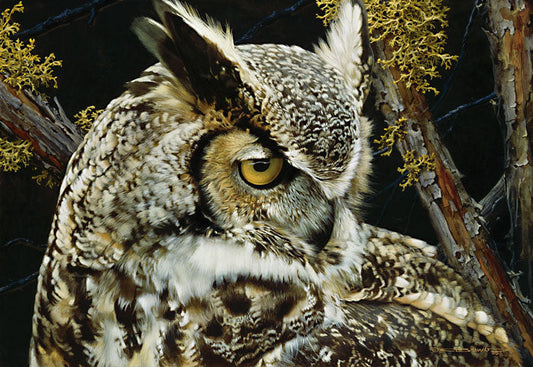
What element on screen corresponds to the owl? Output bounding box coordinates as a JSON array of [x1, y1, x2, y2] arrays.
[[29, 0, 521, 366]]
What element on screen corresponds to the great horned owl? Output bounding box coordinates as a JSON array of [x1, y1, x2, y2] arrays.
[[29, 0, 521, 366]]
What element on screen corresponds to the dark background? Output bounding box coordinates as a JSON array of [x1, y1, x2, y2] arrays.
[[0, 0, 503, 365]]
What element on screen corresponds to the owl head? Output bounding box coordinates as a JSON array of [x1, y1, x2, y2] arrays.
[[57, 0, 373, 289]]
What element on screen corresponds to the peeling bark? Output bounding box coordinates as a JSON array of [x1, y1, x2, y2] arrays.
[[484, 0, 533, 306], [371, 20, 532, 363], [480, 176, 505, 223], [0, 77, 82, 177]]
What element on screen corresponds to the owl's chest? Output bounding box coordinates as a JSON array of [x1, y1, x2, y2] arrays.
[[160, 278, 325, 366], [91, 273, 325, 366]]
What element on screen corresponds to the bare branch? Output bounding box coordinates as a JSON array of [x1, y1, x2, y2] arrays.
[[0, 78, 83, 176], [14, 0, 124, 40], [484, 1, 533, 345], [434, 92, 497, 124], [431, 0, 484, 112], [2, 237, 46, 252], [371, 26, 530, 364], [0, 272, 38, 294], [480, 175, 507, 229], [236, 0, 314, 44]]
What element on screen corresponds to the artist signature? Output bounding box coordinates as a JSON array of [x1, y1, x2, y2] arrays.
[[430, 346, 505, 355]]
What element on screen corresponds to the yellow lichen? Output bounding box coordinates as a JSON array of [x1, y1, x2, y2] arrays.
[[316, 0, 341, 26], [0, 2, 62, 92], [398, 151, 436, 189], [0, 2, 63, 175], [74, 106, 102, 132], [0, 135, 32, 172], [365, 0, 457, 94], [316, 0, 457, 94], [374, 117, 407, 156], [32, 169, 58, 189]]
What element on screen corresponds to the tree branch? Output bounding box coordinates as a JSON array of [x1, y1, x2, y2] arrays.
[[434, 92, 497, 124], [0, 272, 38, 294], [480, 175, 507, 230], [236, 0, 314, 44], [371, 28, 531, 364], [0, 77, 83, 176], [14, 0, 124, 39], [484, 0, 533, 305], [1, 237, 46, 252]]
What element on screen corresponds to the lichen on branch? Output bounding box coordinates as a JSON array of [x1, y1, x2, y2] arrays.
[[315, 0, 341, 26], [0, 2, 64, 176], [398, 151, 436, 189], [32, 169, 58, 189], [0, 136, 32, 172], [364, 0, 457, 94], [316, 0, 457, 94], [374, 117, 407, 156], [74, 106, 102, 132], [0, 1, 62, 92]]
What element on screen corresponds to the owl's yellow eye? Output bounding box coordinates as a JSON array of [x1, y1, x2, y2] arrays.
[[239, 157, 284, 187]]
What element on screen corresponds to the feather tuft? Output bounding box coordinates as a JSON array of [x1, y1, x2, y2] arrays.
[[314, 0, 373, 113]]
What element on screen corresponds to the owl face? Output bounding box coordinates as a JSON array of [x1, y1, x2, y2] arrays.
[[113, 0, 373, 255], [60, 0, 374, 269], [31, 0, 373, 302], [198, 129, 335, 251]]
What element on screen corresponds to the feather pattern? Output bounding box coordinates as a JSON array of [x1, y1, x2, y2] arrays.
[[29, 1, 521, 366]]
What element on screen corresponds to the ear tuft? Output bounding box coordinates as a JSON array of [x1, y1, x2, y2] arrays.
[[152, 0, 236, 62], [132, 17, 189, 84], [314, 1, 374, 212], [132, 0, 255, 105], [314, 0, 373, 113]]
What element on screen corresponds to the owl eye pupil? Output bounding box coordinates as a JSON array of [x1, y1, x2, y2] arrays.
[[252, 160, 270, 172], [239, 157, 284, 188]]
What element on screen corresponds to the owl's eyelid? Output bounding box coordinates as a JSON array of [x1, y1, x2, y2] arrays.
[[234, 144, 275, 163]]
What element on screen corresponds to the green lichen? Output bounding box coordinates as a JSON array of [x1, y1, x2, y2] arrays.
[[316, 0, 341, 26], [365, 0, 457, 94], [32, 169, 58, 189]]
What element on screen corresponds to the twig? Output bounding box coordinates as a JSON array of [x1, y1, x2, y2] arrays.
[[373, 147, 390, 157], [14, 0, 125, 40], [375, 176, 400, 226], [366, 172, 407, 202], [2, 237, 46, 252], [403, 190, 418, 233], [431, 0, 484, 112], [0, 271, 38, 294], [434, 92, 497, 136], [480, 175, 506, 223], [15, 0, 313, 43], [236, 0, 315, 44]]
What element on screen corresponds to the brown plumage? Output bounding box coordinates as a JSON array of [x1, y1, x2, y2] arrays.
[[29, 0, 521, 366]]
